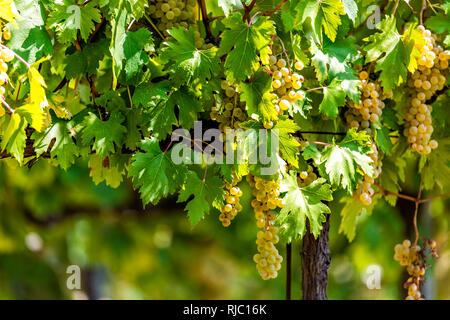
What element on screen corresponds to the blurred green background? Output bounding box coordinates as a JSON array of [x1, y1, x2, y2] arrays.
[[0, 158, 449, 300]]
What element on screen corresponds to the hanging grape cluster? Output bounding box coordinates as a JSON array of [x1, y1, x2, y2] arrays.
[[148, 0, 197, 36], [247, 174, 284, 280], [345, 70, 392, 135], [394, 239, 438, 300], [353, 143, 381, 206], [210, 80, 249, 132], [0, 26, 13, 114], [403, 26, 449, 154], [264, 52, 306, 129], [219, 173, 243, 227]]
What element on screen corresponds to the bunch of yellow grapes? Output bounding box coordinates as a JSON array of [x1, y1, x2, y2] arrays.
[[297, 165, 317, 188], [353, 143, 381, 206], [247, 174, 284, 280], [345, 70, 392, 135], [148, 0, 197, 36], [218, 173, 243, 227], [264, 54, 306, 129], [0, 28, 13, 116], [403, 26, 449, 154], [253, 226, 283, 280], [210, 80, 249, 132]]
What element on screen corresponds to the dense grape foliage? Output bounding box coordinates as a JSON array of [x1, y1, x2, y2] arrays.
[[0, 0, 449, 297]]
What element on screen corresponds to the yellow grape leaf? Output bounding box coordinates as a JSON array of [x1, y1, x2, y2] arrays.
[[0, 105, 5, 117], [402, 25, 426, 73], [0, 0, 20, 25], [17, 66, 48, 131]]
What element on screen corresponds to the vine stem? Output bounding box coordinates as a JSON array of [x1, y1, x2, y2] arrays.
[[306, 86, 324, 92], [373, 182, 418, 203], [1, 98, 15, 113], [307, 141, 333, 147], [0, 44, 30, 69], [413, 166, 427, 246], [197, 0, 213, 40], [243, 0, 257, 23], [420, 0, 427, 25], [286, 243, 292, 300], [392, 0, 401, 16], [263, 0, 288, 17]]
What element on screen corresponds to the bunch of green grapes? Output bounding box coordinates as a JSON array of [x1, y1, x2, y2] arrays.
[[0, 29, 14, 116], [148, 0, 197, 36], [403, 26, 449, 154], [297, 165, 317, 188], [253, 226, 283, 280], [210, 79, 249, 132], [264, 54, 306, 129], [353, 143, 381, 206], [247, 174, 284, 280], [345, 70, 392, 135], [219, 173, 243, 227]]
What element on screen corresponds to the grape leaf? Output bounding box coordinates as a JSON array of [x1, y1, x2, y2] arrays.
[[277, 172, 333, 242], [161, 27, 220, 84], [0, 113, 27, 163], [219, 13, 275, 82], [88, 153, 127, 188], [272, 119, 300, 168], [338, 196, 375, 241], [32, 119, 80, 170], [47, 1, 101, 43], [296, 0, 346, 42], [239, 69, 278, 122], [425, 14, 450, 34], [341, 0, 358, 23], [319, 78, 346, 119], [128, 138, 188, 206], [375, 127, 393, 155], [177, 170, 225, 226], [6, 0, 53, 65], [218, 0, 243, 16], [81, 112, 126, 157]]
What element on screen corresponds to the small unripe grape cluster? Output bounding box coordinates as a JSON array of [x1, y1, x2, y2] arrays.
[[148, 0, 197, 36], [253, 226, 283, 280], [219, 173, 243, 227], [264, 54, 306, 129], [353, 143, 381, 206], [345, 70, 392, 135], [403, 26, 449, 154], [210, 80, 249, 132], [247, 174, 284, 228], [297, 165, 317, 188], [247, 174, 284, 280], [394, 239, 419, 267]]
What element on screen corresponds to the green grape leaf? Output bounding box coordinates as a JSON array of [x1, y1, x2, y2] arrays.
[[161, 27, 220, 84], [296, 0, 346, 42], [240, 69, 278, 122], [277, 172, 333, 242], [339, 196, 376, 241], [81, 112, 126, 157], [177, 170, 225, 226], [425, 14, 450, 34], [7, 0, 53, 65], [32, 119, 80, 170], [374, 40, 407, 92], [47, 1, 101, 43], [319, 78, 347, 119], [375, 126, 393, 155], [422, 138, 450, 192], [219, 13, 275, 82], [272, 119, 300, 168], [128, 138, 188, 206], [321, 129, 374, 192], [143, 86, 202, 139]]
